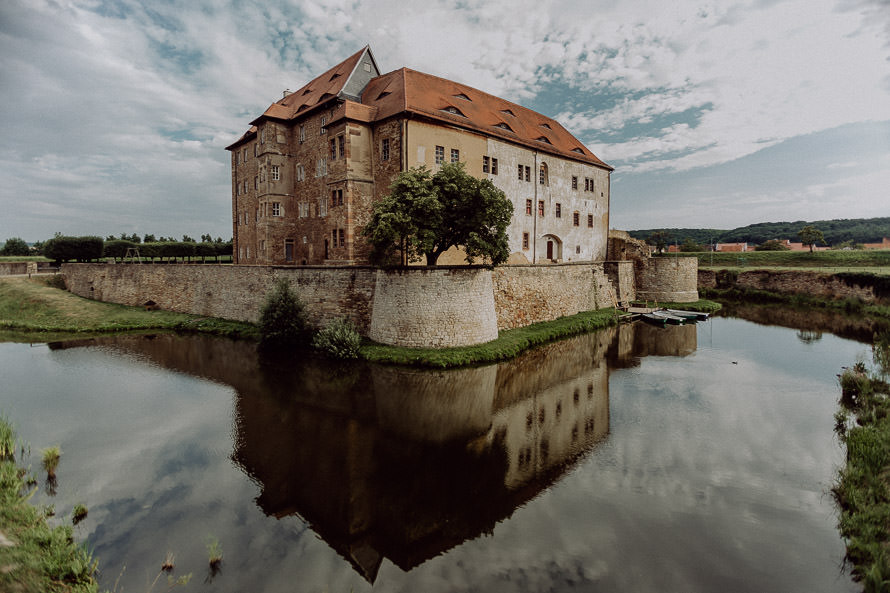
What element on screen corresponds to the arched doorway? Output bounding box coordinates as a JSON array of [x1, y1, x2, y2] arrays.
[[541, 234, 562, 262]]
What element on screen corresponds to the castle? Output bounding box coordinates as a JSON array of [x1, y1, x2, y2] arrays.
[[226, 46, 613, 266]]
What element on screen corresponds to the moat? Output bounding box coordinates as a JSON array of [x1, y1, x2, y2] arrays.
[[1, 315, 867, 592]]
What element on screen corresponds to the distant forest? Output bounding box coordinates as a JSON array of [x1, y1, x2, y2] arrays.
[[626, 217, 890, 246]]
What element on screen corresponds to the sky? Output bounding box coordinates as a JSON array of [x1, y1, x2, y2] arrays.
[[1, 0, 888, 243]]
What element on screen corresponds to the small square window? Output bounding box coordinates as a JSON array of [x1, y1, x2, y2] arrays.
[[435, 145, 445, 165]]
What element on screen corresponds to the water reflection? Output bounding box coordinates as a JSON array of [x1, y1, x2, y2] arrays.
[[47, 322, 697, 583]]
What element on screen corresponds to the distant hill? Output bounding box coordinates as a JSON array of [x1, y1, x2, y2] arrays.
[[626, 217, 890, 246]]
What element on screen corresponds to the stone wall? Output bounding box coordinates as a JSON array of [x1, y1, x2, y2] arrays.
[[62, 260, 650, 347], [63, 264, 378, 331], [699, 268, 888, 304], [369, 268, 498, 348], [635, 256, 699, 303], [0, 262, 33, 275]]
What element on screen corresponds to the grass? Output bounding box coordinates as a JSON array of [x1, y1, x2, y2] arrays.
[[0, 419, 99, 593], [682, 248, 890, 269], [0, 276, 258, 339], [361, 307, 626, 368], [702, 286, 890, 323], [42, 446, 61, 479], [833, 343, 890, 590], [71, 504, 88, 525]]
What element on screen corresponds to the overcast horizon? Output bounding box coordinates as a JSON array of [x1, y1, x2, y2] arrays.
[[2, 0, 888, 243]]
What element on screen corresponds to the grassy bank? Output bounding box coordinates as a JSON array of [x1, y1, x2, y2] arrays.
[[834, 336, 890, 590], [679, 249, 890, 270], [702, 286, 890, 324], [0, 276, 258, 339], [0, 418, 98, 593]]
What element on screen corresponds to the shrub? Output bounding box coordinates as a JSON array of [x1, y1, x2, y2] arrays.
[[72, 503, 88, 525], [312, 317, 361, 359], [42, 445, 61, 478], [1, 237, 30, 256], [259, 278, 308, 345], [756, 239, 790, 251]]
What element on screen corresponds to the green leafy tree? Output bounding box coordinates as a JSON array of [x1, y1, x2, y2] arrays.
[[1, 237, 30, 256], [678, 238, 704, 252], [259, 278, 308, 345], [143, 234, 156, 243], [797, 225, 826, 252], [362, 163, 513, 266], [755, 239, 790, 251], [648, 230, 672, 253]]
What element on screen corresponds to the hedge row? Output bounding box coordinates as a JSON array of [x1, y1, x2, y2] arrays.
[[43, 236, 233, 263]]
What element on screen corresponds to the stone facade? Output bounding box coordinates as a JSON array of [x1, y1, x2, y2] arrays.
[[699, 269, 888, 304], [634, 256, 699, 303], [62, 262, 640, 347], [369, 268, 498, 348], [0, 262, 35, 275], [228, 47, 612, 268]]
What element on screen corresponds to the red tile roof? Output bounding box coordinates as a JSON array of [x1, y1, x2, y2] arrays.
[[230, 47, 611, 170]]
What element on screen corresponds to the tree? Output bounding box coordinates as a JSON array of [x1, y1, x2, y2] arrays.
[[756, 239, 790, 251], [259, 278, 308, 345], [797, 225, 826, 252], [1, 237, 30, 256], [678, 238, 704, 252], [648, 230, 672, 253], [362, 163, 513, 266]]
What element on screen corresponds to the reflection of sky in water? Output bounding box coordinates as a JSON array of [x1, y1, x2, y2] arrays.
[[0, 318, 867, 592]]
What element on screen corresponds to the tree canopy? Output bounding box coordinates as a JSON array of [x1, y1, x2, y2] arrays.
[[1, 237, 30, 256], [362, 163, 514, 266], [797, 225, 826, 252]]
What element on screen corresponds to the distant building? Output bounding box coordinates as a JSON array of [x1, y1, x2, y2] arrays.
[[863, 238, 890, 250], [226, 46, 613, 266], [715, 242, 748, 252]]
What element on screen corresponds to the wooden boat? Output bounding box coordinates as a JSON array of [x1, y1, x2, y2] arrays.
[[649, 310, 686, 325], [641, 312, 669, 327], [666, 308, 710, 321]]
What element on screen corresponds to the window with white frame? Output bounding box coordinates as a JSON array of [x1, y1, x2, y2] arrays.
[[435, 145, 445, 165], [271, 165, 280, 181], [320, 116, 327, 134], [319, 196, 327, 217], [316, 158, 327, 177], [483, 156, 490, 173], [299, 125, 305, 143], [271, 202, 281, 216], [296, 164, 305, 181], [451, 148, 459, 163]]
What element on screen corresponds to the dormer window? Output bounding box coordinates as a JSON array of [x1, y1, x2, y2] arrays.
[[494, 122, 514, 132], [572, 147, 585, 154], [536, 136, 552, 144], [539, 123, 552, 130], [319, 92, 334, 102], [500, 109, 516, 117], [453, 93, 471, 101], [376, 91, 391, 100], [330, 72, 341, 81], [302, 88, 313, 96], [442, 106, 467, 117]]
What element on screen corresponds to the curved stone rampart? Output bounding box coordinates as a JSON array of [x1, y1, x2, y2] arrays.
[[635, 256, 699, 303], [369, 267, 498, 348]]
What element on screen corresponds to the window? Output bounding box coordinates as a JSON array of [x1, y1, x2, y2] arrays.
[[522, 232, 529, 250], [316, 158, 327, 177], [338, 229, 345, 247], [539, 163, 548, 185], [538, 200, 544, 217], [260, 128, 265, 144], [243, 180, 248, 194], [588, 214, 594, 228], [338, 135, 344, 159], [299, 125, 305, 143], [572, 176, 578, 190], [573, 212, 580, 226], [555, 203, 562, 218], [525, 199, 532, 216], [332, 229, 337, 246], [285, 239, 294, 262], [451, 148, 459, 163], [272, 202, 281, 216], [585, 178, 594, 192], [518, 164, 523, 180], [296, 164, 305, 181], [254, 176, 258, 189], [330, 138, 337, 159], [331, 189, 343, 206], [271, 165, 280, 181], [320, 116, 327, 134], [242, 147, 247, 162], [381, 138, 390, 161], [319, 196, 327, 217], [483, 156, 490, 173], [525, 166, 531, 182], [435, 145, 445, 165], [299, 203, 309, 218], [576, 245, 581, 254], [491, 158, 498, 175]]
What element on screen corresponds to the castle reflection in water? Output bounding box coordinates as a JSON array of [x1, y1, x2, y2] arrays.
[[54, 321, 696, 581]]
